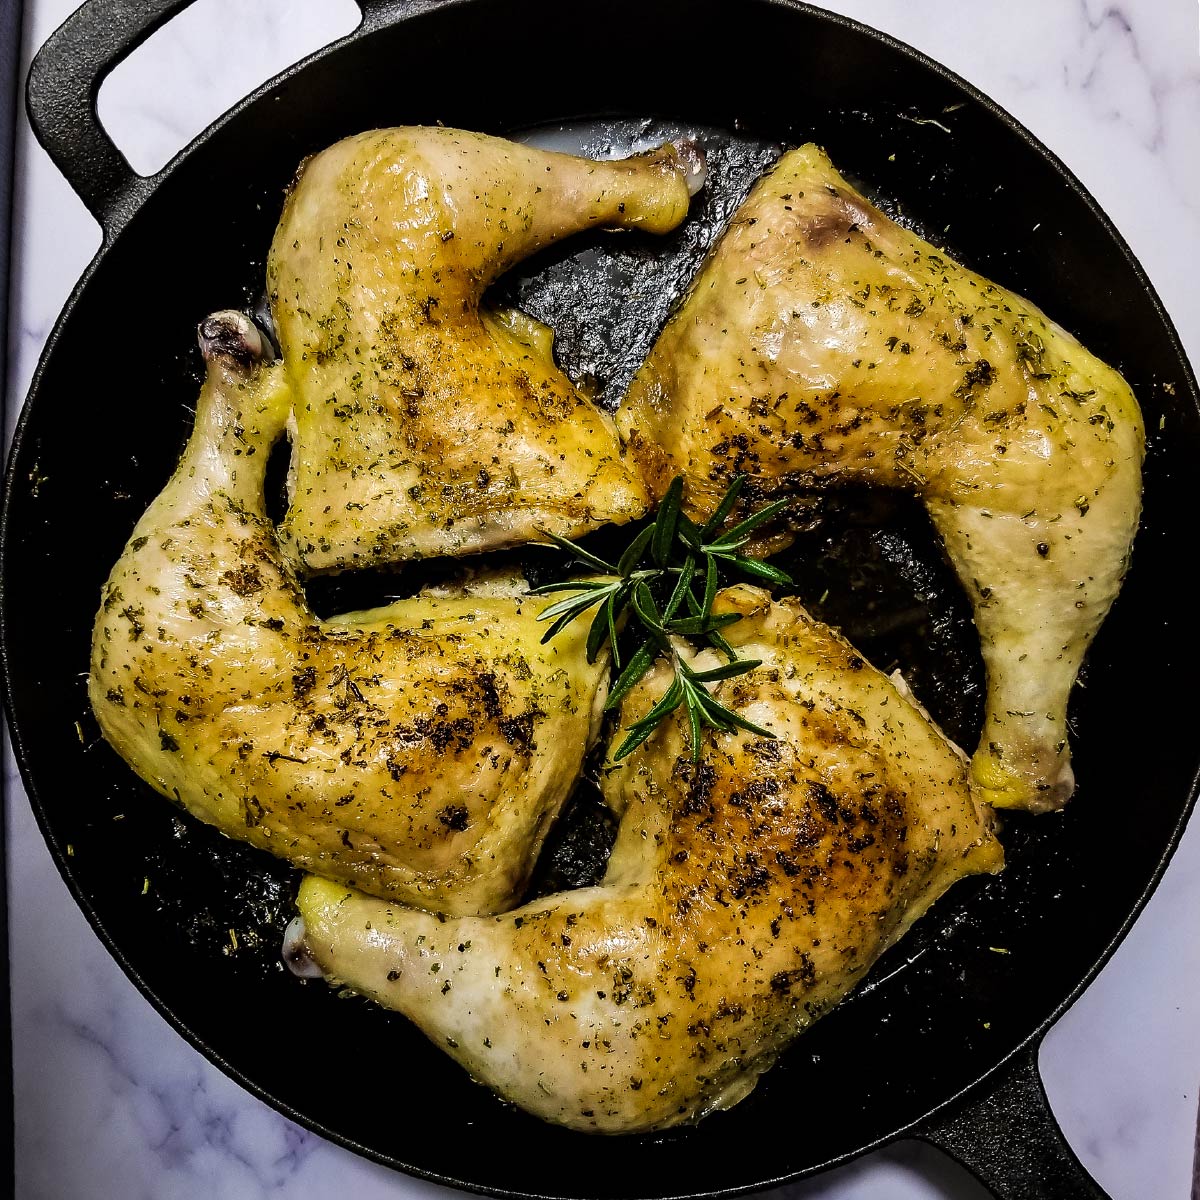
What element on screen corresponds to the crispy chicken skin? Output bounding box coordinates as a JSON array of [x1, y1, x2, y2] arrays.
[[617, 144, 1144, 812], [88, 313, 608, 915], [292, 585, 1001, 1133], [268, 126, 704, 573]]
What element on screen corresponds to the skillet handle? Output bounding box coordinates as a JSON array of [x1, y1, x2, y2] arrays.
[[25, 0, 203, 232], [914, 1042, 1113, 1199], [24, 0, 434, 235]]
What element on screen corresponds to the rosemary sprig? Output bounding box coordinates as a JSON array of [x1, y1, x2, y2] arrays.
[[531, 474, 792, 762]]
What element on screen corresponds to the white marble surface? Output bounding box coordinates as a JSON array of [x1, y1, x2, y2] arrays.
[[5, 1, 1199, 1197]]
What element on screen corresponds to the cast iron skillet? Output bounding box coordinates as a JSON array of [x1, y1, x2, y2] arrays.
[[3, 1, 1198, 1197]]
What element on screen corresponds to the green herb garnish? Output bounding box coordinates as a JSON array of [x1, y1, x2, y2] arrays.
[[531, 475, 792, 762]]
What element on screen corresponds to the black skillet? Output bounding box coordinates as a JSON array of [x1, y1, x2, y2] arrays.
[[2, 1, 1198, 1198]]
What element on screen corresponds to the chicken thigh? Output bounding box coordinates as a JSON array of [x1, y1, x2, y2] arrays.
[[617, 144, 1144, 812], [290, 585, 1001, 1133], [268, 126, 704, 572], [89, 312, 608, 915]]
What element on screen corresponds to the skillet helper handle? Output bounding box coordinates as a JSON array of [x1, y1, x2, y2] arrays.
[[26, 0, 451, 232], [25, 0, 206, 232], [915, 1044, 1113, 1199]]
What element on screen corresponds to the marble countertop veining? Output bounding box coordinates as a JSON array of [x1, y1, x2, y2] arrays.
[[5, 1, 1199, 1198]]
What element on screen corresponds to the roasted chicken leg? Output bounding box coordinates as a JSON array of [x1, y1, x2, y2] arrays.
[[290, 585, 1001, 1132], [268, 126, 704, 572], [617, 144, 1144, 812], [89, 313, 608, 915]]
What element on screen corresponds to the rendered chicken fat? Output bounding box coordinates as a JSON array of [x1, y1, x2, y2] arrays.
[[88, 313, 609, 915], [293, 586, 1002, 1133], [617, 143, 1145, 812]]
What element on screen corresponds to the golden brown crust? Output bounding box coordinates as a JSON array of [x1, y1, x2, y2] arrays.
[[267, 127, 702, 572], [89, 334, 607, 916], [617, 143, 1144, 810], [297, 586, 1001, 1132]]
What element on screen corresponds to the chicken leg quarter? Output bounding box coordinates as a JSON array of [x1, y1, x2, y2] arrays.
[[292, 586, 1002, 1133], [617, 144, 1144, 812], [268, 126, 704, 572], [89, 313, 609, 915]]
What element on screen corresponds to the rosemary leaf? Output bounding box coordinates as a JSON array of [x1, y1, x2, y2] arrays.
[[604, 640, 658, 712], [536, 583, 616, 625], [695, 690, 775, 739], [699, 473, 746, 539], [686, 694, 704, 762], [539, 608, 588, 645], [586, 600, 612, 663], [605, 590, 622, 669], [535, 472, 788, 760], [707, 629, 739, 662], [663, 555, 696, 621], [617, 523, 656, 576], [690, 658, 762, 683], [620, 676, 684, 739], [695, 700, 735, 732], [707, 497, 790, 548], [652, 476, 685, 567], [535, 529, 619, 574], [666, 610, 743, 637], [677, 511, 703, 550], [726, 556, 794, 586], [612, 719, 663, 763], [702, 554, 718, 618], [707, 537, 751, 555], [528, 579, 611, 596], [631, 580, 665, 632]]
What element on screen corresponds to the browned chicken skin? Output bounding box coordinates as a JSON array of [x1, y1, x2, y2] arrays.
[[268, 126, 704, 573], [88, 314, 609, 915], [293, 585, 1001, 1132], [618, 144, 1144, 812]]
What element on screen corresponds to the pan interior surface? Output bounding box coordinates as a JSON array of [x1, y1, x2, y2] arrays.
[[3, 3, 1197, 1196]]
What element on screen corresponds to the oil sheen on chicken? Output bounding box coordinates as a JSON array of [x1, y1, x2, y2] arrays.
[[292, 585, 1002, 1133], [616, 144, 1144, 813], [268, 126, 704, 573], [88, 313, 608, 916]]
